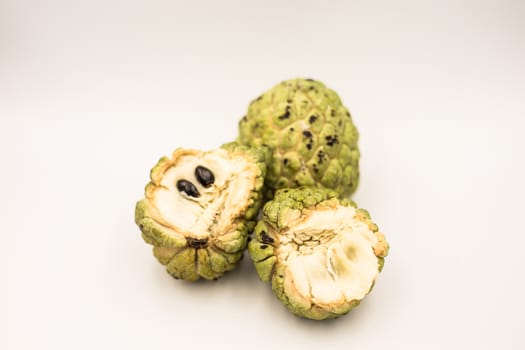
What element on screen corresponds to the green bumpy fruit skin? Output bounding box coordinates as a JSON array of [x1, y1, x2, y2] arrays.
[[135, 142, 270, 281], [248, 187, 389, 320], [238, 78, 360, 199]]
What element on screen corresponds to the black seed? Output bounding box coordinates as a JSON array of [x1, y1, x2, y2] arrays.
[[346, 111, 350, 117], [284, 189, 289, 193], [177, 180, 200, 198], [261, 231, 274, 244], [278, 274, 284, 278], [283, 158, 288, 165], [195, 166, 215, 188], [306, 143, 313, 150], [305, 78, 315, 82], [241, 115, 247, 122], [186, 237, 208, 249], [302, 130, 312, 138], [279, 106, 291, 120], [256, 94, 263, 101], [260, 245, 268, 249], [309, 115, 317, 124], [290, 127, 294, 131]]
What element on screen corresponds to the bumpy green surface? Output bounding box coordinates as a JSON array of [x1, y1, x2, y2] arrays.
[[238, 78, 360, 198], [248, 187, 389, 320], [135, 142, 269, 281]]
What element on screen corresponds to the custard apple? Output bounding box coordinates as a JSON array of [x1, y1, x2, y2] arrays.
[[238, 78, 359, 198], [135, 142, 269, 281], [249, 187, 389, 320]]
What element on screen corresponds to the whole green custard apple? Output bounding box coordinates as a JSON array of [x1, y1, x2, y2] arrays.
[[249, 187, 389, 320], [135, 142, 269, 281], [238, 78, 360, 198]]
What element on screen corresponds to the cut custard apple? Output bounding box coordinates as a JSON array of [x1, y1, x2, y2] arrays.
[[135, 142, 269, 281], [238, 78, 360, 198], [249, 187, 388, 320]]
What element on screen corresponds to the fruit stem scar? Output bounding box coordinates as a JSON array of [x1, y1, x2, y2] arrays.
[[186, 237, 209, 249]]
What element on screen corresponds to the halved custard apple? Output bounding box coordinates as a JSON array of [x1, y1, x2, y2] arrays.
[[249, 187, 388, 320], [135, 142, 269, 281]]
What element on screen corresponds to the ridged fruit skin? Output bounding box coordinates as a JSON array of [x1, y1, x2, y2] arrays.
[[238, 78, 360, 199], [248, 187, 389, 320], [135, 142, 269, 281]]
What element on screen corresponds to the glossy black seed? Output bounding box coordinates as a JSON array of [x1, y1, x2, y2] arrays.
[[260, 245, 268, 249], [261, 231, 274, 244], [306, 143, 313, 150], [177, 180, 200, 198], [195, 166, 215, 188], [303, 130, 313, 138], [309, 115, 317, 124], [283, 158, 288, 165]]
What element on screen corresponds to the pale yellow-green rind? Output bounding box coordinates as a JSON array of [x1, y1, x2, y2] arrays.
[[238, 78, 360, 199], [135, 142, 269, 281], [248, 187, 389, 320]]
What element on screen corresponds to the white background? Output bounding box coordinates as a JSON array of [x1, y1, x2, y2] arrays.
[[1, 1, 524, 349]]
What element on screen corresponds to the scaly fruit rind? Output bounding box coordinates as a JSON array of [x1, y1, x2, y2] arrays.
[[238, 78, 360, 198]]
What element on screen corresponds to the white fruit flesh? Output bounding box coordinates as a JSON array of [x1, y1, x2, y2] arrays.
[[146, 149, 257, 239], [277, 206, 379, 307]]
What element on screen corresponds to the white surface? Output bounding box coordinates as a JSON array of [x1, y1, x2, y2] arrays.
[[1, 1, 524, 349]]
